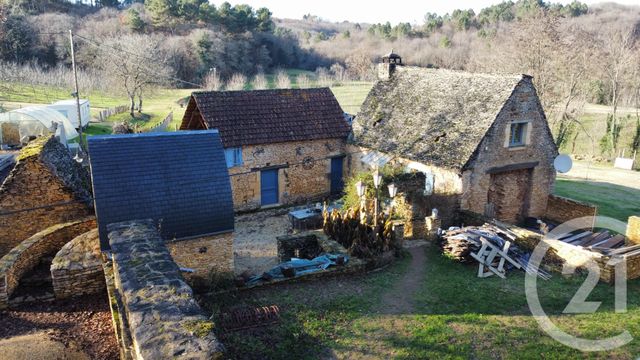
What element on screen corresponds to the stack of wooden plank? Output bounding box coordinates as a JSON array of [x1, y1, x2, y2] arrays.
[[441, 223, 551, 279], [555, 230, 631, 255]]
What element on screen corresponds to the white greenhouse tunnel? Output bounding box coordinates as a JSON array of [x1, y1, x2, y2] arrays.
[[0, 106, 79, 148]]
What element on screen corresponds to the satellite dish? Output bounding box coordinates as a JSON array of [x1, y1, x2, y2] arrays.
[[554, 154, 573, 173]]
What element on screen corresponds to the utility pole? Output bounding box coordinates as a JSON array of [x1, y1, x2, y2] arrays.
[[69, 29, 84, 151]]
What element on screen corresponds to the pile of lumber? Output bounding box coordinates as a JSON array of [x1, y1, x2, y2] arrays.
[[441, 223, 551, 279], [555, 230, 638, 256]]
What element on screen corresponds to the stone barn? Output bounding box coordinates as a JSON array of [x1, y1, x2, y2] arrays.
[[179, 88, 351, 211], [87, 131, 235, 282], [349, 53, 558, 227]]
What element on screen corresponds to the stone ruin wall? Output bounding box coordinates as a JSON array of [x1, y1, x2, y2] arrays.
[[228, 138, 346, 211], [107, 220, 224, 360], [51, 228, 105, 299], [0, 217, 96, 309], [0, 136, 93, 257], [345, 144, 463, 235]]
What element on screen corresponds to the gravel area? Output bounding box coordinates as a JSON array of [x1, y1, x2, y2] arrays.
[[0, 294, 118, 360], [234, 208, 293, 275]]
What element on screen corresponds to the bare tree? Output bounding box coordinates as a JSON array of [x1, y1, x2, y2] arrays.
[[226, 73, 247, 91], [330, 63, 347, 83], [252, 72, 268, 90], [204, 70, 223, 91], [275, 70, 291, 89], [315, 67, 333, 87], [345, 53, 374, 81], [598, 27, 635, 154], [98, 34, 170, 116], [296, 74, 312, 88]]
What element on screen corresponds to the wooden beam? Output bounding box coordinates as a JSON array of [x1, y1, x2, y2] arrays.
[[486, 162, 539, 174]]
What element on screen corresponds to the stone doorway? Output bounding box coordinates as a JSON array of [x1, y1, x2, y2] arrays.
[[487, 167, 533, 223]]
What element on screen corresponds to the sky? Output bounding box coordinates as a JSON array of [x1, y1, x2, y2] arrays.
[[213, 0, 640, 25]]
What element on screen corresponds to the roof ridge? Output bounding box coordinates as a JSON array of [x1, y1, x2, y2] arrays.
[[398, 66, 526, 79]]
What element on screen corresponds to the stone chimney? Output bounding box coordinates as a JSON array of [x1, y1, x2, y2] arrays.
[[377, 50, 402, 81]]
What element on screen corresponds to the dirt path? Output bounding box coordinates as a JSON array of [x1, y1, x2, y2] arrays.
[[376, 243, 428, 315]]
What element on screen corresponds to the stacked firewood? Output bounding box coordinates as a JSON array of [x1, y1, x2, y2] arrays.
[[440, 228, 482, 262]]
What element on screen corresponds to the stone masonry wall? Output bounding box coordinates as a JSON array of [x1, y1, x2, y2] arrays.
[[0, 217, 96, 308], [108, 220, 224, 360], [345, 144, 463, 229], [228, 139, 346, 211], [545, 194, 598, 225], [166, 232, 234, 284], [627, 216, 640, 245], [51, 228, 105, 299], [461, 78, 558, 223], [0, 137, 93, 257]]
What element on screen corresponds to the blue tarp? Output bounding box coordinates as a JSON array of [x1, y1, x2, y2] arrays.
[[247, 254, 349, 286]]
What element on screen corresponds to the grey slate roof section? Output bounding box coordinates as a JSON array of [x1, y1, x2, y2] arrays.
[[87, 130, 234, 250], [352, 67, 525, 170]]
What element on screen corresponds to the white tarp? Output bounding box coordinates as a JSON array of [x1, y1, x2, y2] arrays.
[[0, 106, 79, 145]]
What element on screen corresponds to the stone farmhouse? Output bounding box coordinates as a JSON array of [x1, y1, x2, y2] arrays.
[[87, 130, 235, 281], [349, 53, 559, 226], [180, 88, 351, 211]]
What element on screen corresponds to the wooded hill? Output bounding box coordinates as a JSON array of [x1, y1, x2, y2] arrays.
[[1, 0, 639, 159]]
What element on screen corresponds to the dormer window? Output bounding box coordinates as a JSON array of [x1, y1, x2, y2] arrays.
[[509, 122, 527, 147]]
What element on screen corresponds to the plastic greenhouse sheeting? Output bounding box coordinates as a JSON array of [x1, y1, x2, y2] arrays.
[[0, 106, 79, 144]]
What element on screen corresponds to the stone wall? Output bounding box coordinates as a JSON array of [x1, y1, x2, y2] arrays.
[[108, 220, 223, 360], [545, 194, 598, 225], [0, 136, 93, 257], [166, 232, 234, 284], [627, 216, 640, 245], [228, 139, 346, 211], [345, 144, 463, 229], [461, 78, 558, 223], [0, 217, 96, 309], [51, 228, 105, 299]]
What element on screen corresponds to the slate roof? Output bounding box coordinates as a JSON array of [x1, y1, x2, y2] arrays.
[[352, 67, 527, 170], [87, 130, 234, 249], [180, 88, 350, 148]]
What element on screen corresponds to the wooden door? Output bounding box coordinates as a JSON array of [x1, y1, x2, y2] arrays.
[[487, 168, 533, 223], [260, 169, 279, 206], [330, 157, 344, 194]]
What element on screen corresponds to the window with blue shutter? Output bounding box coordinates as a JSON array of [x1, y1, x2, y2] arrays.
[[224, 147, 243, 168]]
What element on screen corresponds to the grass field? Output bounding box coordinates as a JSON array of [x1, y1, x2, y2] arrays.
[[203, 245, 640, 359], [554, 161, 640, 222]]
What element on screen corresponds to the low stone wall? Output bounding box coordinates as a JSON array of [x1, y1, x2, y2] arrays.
[[51, 228, 105, 299], [108, 220, 223, 359], [0, 217, 96, 309], [166, 232, 234, 285], [545, 194, 597, 225]]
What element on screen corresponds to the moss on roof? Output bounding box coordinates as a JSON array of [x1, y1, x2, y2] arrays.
[[352, 67, 525, 170]]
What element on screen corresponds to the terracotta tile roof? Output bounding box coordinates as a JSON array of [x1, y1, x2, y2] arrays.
[[181, 88, 350, 148], [353, 67, 527, 170]]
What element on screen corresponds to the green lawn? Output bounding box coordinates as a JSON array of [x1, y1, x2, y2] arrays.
[[554, 178, 640, 222], [202, 246, 640, 359]]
